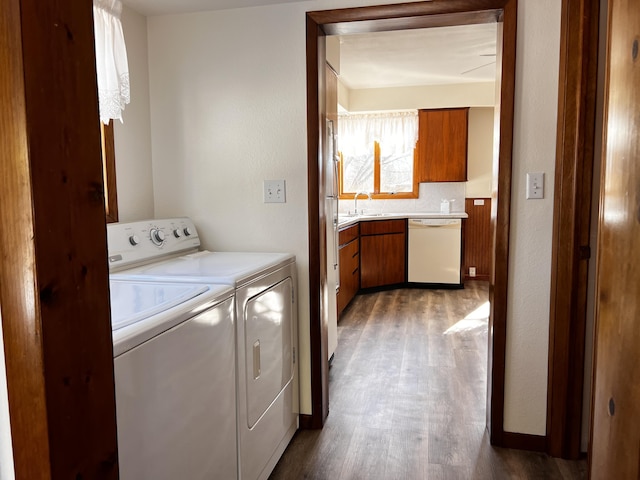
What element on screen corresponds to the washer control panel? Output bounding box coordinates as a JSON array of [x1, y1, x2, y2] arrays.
[[107, 217, 201, 271]]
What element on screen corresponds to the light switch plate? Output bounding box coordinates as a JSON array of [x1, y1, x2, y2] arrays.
[[526, 172, 544, 199], [264, 179, 286, 203]]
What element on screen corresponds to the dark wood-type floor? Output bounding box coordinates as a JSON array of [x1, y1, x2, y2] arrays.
[[270, 282, 587, 479]]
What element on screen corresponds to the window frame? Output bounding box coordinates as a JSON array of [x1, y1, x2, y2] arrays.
[[338, 141, 419, 200], [100, 121, 119, 223]]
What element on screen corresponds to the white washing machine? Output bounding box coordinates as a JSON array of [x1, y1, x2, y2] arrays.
[[109, 278, 236, 480], [108, 218, 298, 480]]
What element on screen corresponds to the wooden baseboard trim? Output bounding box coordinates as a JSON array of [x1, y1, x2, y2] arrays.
[[464, 274, 490, 281], [502, 432, 548, 452], [299, 414, 314, 430]]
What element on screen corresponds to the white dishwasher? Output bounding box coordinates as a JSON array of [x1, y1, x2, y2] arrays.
[[408, 218, 463, 286]]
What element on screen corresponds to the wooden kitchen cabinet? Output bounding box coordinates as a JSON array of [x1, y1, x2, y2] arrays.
[[417, 108, 469, 182], [360, 219, 406, 289], [337, 224, 360, 315]]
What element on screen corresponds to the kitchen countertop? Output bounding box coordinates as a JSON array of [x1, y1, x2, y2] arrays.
[[337, 212, 468, 228]]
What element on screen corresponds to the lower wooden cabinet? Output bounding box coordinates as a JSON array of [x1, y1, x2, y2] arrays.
[[337, 225, 360, 315], [337, 219, 408, 313], [359, 220, 406, 289]]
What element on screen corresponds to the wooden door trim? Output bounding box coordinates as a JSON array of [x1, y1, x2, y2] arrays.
[[305, 12, 329, 428], [546, 0, 600, 459], [306, 0, 517, 446], [0, 0, 118, 477]]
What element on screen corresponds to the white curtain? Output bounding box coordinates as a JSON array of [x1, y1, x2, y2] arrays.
[[338, 111, 418, 193], [93, 0, 130, 123], [338, 111, 418, 155]]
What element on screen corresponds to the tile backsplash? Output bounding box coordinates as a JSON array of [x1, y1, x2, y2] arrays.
[[339, 182, 466, 215]]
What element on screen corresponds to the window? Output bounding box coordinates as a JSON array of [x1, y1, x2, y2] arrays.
[[338, 111, 418, 199], [100, 121, 118, 223]]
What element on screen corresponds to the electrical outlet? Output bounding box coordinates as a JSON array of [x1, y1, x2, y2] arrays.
[[263, 179, 286, 203], [469, 267, 477, 277]]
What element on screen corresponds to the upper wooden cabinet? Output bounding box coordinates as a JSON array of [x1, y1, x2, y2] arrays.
[[416, 108, 469, 182]]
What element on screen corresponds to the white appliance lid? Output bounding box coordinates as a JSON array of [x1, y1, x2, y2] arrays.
[[111, 251, 294, 287], [110, 280, 210, 330]]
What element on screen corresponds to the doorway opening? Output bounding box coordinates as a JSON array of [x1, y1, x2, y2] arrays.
[[306, 0, 517, 447]]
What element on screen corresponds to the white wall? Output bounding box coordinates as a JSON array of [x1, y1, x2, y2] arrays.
[[113, 6, 155, 222], [503, 0, 561, 435], [0, 311, 15, 480], [145, 0, 562, 434], [467, 107, 494, 198], [147, 3, 313, 409], [344, 81, 495, 111]]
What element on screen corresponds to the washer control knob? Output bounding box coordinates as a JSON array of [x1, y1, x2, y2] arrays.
[[129, 235, 140, 246], [183, 227, 193, 237], [150, 228, 165, 246], [173, 229, 183, 238]]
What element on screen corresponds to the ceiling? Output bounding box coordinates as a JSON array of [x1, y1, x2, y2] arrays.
[[337, 23, 498, 90], [121, 0, 497, 89]]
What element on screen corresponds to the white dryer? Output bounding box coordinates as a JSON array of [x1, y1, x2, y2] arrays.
[[108, 218, 298, 480], [109, 278, 236, 480]]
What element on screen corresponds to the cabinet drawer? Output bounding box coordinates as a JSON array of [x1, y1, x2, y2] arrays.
[[341, 238, 359, 271], [360, 219, 406, 236], [339, 224, 359, 246], [338, 237, 360, 316]]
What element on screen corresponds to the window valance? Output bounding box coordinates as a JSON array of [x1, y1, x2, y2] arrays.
[[338, 111, 418, 157], [93, 0, 130, 123]]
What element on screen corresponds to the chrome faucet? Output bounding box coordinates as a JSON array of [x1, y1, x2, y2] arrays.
[[353, 191, 371, 215]]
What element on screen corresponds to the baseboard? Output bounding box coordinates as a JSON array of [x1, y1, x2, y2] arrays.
[[299, 414, 314, 430], [406, 281, 464, 290], [464, 274, 490, 281], [501, 432, 548, 452]]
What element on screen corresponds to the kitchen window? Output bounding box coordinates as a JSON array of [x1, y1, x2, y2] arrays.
[[338, 111, 418, 199]]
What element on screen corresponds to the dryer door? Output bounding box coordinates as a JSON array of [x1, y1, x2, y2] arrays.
[[244, 276, 294, 428]]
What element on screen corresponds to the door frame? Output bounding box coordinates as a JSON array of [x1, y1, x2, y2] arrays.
[[0, 0, 118, 477], [305, 0, 517, 445], [546, 0, 601, 459]]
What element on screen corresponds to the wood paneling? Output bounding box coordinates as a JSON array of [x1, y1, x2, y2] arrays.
[[590, 0, 640, 477], [546, 0, 600, 459], [463, 199, 492, 281], [0, 0, 117, 478], [417, 108, 469, 182]]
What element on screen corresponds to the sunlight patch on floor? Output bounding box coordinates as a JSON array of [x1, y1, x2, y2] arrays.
[[444, 301, 490, 335]]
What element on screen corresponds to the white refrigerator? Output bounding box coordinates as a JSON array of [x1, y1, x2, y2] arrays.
[[326, 119, 339, 361]]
